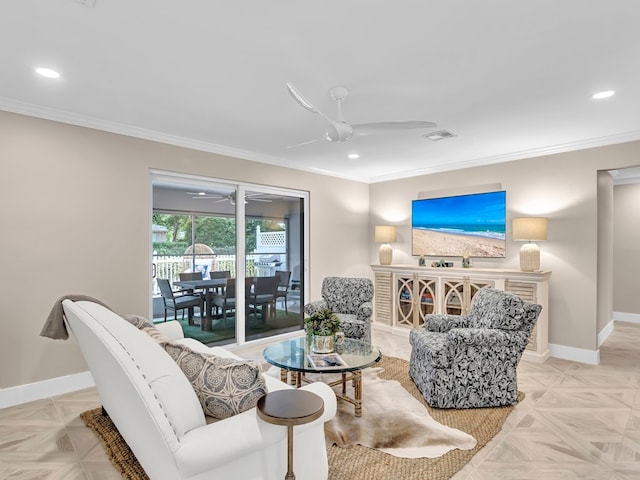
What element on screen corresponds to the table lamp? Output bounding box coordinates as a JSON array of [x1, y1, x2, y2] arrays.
[[375, 225, 397, 265], [512, 217, 548, 271]]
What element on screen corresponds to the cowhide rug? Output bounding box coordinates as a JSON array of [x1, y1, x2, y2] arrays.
[[322, 367, 476, 459]]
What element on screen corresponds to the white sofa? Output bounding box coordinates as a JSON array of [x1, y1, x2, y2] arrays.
[[62, 300, 337, 480]]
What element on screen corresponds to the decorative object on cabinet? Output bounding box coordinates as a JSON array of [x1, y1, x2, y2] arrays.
[[431, 259, 453, 267], [375, 225, 397, 265], [371, 265, 551, 363], [304, 277, 374, 343], [512, 217, 548, 272], [408, 287, 542, 408]]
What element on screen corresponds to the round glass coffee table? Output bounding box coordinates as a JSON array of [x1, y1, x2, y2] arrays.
[[263, 336, 382, 417]]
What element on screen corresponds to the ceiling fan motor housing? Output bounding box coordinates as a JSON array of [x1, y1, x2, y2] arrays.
[[326, 122, 353, 142]]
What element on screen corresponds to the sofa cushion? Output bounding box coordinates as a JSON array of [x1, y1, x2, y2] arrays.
[[123, 315, 267, 419]]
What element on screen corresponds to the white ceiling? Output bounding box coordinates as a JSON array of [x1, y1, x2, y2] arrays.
[[2, 0, 640, 183]]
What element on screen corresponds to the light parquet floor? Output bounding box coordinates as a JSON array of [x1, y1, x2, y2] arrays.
[[1, 322, 639, 479]]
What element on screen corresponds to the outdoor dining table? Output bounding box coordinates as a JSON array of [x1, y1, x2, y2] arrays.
[[174, 278, 229, 322]]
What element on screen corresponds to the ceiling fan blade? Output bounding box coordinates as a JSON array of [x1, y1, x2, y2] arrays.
[[286, 136, 323, 149], [286, 82, 320, 114], [286, 82, 346, 134], [352, 121, 437, 135], [187, 191, 227, 199]]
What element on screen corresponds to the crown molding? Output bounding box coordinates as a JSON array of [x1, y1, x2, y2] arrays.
[[0, 97, 372, 183], [369, 130, 640, 183], [3, 97, 639, 185], [0, 97, 280, 164]]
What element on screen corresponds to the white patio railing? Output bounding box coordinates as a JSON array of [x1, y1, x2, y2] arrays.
[[152, 254, 260, 296], [152, 227, 288, 295]]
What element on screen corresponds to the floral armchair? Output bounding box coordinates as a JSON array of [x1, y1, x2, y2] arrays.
[[409, 287, 542, 409], [304, 277, 374, 343]]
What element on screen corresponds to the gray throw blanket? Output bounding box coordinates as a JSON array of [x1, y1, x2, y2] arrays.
[[40, 294, 113, 340]]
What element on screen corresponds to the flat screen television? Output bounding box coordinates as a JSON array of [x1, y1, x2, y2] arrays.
[[412, 190, 506, 258]]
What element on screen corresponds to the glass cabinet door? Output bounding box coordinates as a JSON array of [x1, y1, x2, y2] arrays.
[[443, 278, 494, 315], [396, 276, 415, 328], [416, 278, 436, 326], [396, 275, 436, 328], [443, 279, 464, 315]]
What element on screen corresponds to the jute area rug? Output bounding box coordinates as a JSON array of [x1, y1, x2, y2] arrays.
[[80, 356, 520, 480]]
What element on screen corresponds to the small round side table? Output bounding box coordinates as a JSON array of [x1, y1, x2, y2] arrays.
[[257, 390, 324, 480]]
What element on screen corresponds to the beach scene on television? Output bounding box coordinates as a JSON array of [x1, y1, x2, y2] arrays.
[[412, 190, 506, 258]]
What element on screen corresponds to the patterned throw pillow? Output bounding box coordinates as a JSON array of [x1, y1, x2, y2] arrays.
[[120, 314, 266, 419], [121, 314, 176, 344], [163, 343, 267, 419], [121, 314, 154, 329]]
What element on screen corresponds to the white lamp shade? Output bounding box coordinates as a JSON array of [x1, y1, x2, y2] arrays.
[[375, 225, 397, 243], [512, 217, 548, 241]]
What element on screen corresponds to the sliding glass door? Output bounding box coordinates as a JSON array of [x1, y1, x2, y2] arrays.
[[242, 188, 306, 343], [151, 172, 307, 347]]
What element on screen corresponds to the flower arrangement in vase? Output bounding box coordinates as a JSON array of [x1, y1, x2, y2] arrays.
[[304, 308, 341, 353]]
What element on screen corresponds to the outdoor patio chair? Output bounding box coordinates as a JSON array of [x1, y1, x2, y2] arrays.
[[207, 270, 231, 316], [157, 278, 204, 325], [210, 270, 231, 281], [178, 271, 203, 294], [179, 271, 203, 281], [211, 277, 254, 325], [274, 270, 292, 313], [248, 275, 279, 323]]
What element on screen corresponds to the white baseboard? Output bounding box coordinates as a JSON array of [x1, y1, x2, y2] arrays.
[[374, 322, 602, 365], [0, 371, 95, 409], [372, 322, 410, 338], [598, 320, 615, 347], [371, 322, 393, 332], [548, 343, 600, 365], [613, 312, 640, 324], [7, 316, 630, 409]]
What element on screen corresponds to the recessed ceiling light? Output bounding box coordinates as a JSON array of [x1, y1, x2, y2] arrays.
[[348, 153, 360, 159], [35, 67, 60, 79], [592, 90, 615, 100]]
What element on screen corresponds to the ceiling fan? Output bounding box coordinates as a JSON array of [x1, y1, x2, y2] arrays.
[[286, 82, 437, 146], [187, 191, 272, 205]]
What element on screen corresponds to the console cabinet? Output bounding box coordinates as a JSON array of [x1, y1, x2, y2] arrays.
[[371, 265, 551, 362]]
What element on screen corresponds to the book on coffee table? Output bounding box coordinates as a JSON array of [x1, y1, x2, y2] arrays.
[[307, 353, 347, 369]]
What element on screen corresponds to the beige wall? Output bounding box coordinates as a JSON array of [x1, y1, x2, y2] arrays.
[[597, 171, 614, 333], [369, 141, 640, 353], [0, 111, 370, 390], [613, 183, 640, 314], [3, 107, 639, 393]]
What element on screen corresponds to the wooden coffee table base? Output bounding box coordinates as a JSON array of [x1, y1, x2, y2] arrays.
[[280, 368, 364, 417]]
